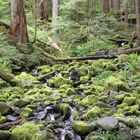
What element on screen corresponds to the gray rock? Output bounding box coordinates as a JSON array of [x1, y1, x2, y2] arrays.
[[133, 128, 140, 138], [0, 130, 11, 140], [71, 121, 97, 136], [96, 117, 118, 130], [0, 102, 13, 115]]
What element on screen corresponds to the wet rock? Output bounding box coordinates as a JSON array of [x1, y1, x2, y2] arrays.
[[14, 99, 31, 108], [7, 115, 17, 121], [36, 111, 47, 120], [0, 102, 13, 115], [69, 69, 80, 81], [96, 117, 118, 130], [133, 128, 140, 138], [71, 121, 97, 136], [0, 130, 11, 140]]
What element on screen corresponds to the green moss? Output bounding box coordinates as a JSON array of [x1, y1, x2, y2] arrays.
[[83, 106, 102, 120], [71, 121, 96, 135], [105, 76, 129, 91], [123, 97, 136, 105], [115, 94, 125, 102], [11, 123, 43, 140], [60, 103, 70, 119], [48, 76, 72, 88], [80, 95, 98, 107], [14, 72, 36, 82], [122, 117, 138, 128], [80, 76, 89, 83], [65, 88, 76, 95], [0, 102, 12, 115], [0, 114, 6, 123], [20, 107, 33, 118], [37, 65, 52, 73]]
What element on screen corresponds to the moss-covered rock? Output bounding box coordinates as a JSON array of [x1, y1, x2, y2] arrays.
[[14, 72, 36, 83], [123, 97, 136, 106], [71, 121, 97, 135], [11, 123, 43, 140], [14, 99, 31, 108], [105, 76, 129, 91], [60, 103, 70, 120], [80, 76, 89, 84], [0, 130, 11, 140], [80, 95, 98, 107], [132, 128, 140, 138], [20, 107, 33, 118], [37, 65, 52, 73], [82, 106, 102, 120], [0, 102, 13, 115], [65, 88, 76, 95], [0, 114, 6, 123], [48, 76, 72, 88]]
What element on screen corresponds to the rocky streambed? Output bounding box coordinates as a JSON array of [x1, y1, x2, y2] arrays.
[[1, 54, 140, 140]]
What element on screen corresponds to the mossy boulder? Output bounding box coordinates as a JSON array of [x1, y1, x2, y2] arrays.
[[37, 65, 52, 73], [20, 107, 33, 118], [80, 95, 98, 107], [123, 97, 136, 106], [80, 76, 89, 84], [83, 106, 102, 120], [14, 99, 31, 108], [0, 102, 13, 115], [14, 72, 36, 83], [71, 121, 97, 135], [0, 115, 6, 123], [65, 88, 76, 95], [0, 130, 11, 140], [60, 103, 70, 120], [11, 123, 44, 140], [48, 76, 72, 88], [132, 128, 140, 138], [105, 76, 129, 91]]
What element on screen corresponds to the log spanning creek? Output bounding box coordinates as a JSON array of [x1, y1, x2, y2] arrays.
[[0, 58, 140, 140]]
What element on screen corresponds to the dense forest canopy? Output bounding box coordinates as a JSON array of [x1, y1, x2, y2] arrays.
[[0, 0, 140, 140]]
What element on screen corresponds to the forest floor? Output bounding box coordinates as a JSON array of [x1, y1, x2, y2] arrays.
[[1, 54, 140, 140]]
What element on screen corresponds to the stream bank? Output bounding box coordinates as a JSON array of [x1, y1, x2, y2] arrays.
[[0, 54, 140, 140]]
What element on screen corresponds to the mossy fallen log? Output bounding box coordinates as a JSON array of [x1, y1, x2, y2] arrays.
[[40, 47, 140, 62], [0, 70, 16, 85]]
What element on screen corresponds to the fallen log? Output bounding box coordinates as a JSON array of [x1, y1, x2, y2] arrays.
[[0, 70, 17, 85], [40, 47, 140, 62]]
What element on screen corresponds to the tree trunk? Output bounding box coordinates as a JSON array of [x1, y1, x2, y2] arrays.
[[52, 0, 59, 22], [109, 0, 113, 11], [102, 0, 109, 13], [113, 0, 120, 12], [10, 0, 29, 44], [124, 2, 128, 27], [40, 0, 48, 20], [135, 0, 140, 39]]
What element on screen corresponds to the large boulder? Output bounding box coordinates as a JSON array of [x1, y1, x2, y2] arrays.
[[96, 117, 118, 130], [0, 102, 13, 115], [0, 130, 11, 140], [71, 121, 97, 136]]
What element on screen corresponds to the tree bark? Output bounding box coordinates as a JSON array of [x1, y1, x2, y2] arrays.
[[52, 0, 59, 22], [10, 0, 29, 44], [113, 0, 120, 12], [102, 0, 109, 13], [124, 2, 128, 27], [40, 0, 48, 20], [135, 0, 140, 39]]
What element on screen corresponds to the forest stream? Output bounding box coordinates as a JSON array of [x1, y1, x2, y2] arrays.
[[1, 56, 140, 140]]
